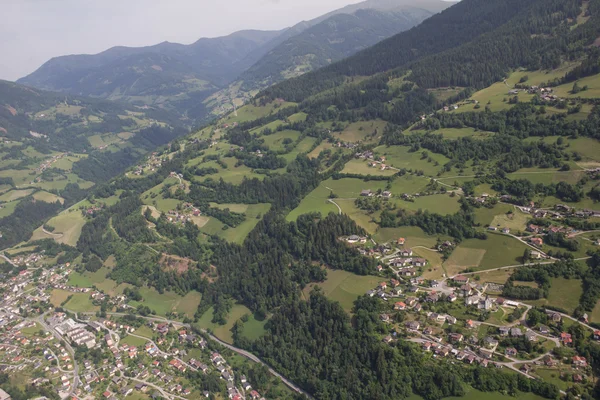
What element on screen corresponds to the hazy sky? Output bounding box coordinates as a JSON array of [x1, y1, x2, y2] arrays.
[[0, 0, 368, 81]]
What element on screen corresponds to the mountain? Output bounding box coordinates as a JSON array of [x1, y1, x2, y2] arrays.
[[19, 0, 452, 122], [206, 0, 455, 116], [17, 30, 283, 121], [4, 1, 600, 400]]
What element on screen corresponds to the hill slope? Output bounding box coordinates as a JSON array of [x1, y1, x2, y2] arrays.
[[17, 30, 282, 121], [18, 0, 451, 122]]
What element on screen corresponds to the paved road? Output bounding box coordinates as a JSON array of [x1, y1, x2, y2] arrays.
[[0, 254, 17, 267], [74, 310, 313, 399], [35, 313, 80, 397]]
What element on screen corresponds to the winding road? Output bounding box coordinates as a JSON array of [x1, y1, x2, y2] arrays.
[[72, 310, 313, 399]]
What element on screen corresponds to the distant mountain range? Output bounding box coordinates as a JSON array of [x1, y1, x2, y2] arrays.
[[18, 0, 454, 122]]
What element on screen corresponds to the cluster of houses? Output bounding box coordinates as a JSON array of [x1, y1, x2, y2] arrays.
[[35, 152, 69, 174], [10, 251, 45, 267], [131, 152, 167, 175], [360, 189, 393, 199]]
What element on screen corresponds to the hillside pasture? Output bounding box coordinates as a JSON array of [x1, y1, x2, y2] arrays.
[[302, 269, 381, 312], [526, 278, 583, 314], [30, 209, 86, 246], [444, 233, 529, 276], [392, 193, 461, 216], [195, 304, 256, 343], [341, 159, 397, 176], [32, 190, 64, 204], [261, 130, 301, 152], [223, 101, 296, 124], [200, 203, 270, 244], [374, 145, 449, 176], [333, 120, 387, 143], [0, 189, 34, 202], [0, 200, 19, 218]]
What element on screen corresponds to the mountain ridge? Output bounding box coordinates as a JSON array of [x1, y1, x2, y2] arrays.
[[18, 0, 452, 122]]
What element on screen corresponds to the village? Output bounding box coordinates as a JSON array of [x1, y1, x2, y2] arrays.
[[0, 260, 269, 400], [340, 232, 600, 391]]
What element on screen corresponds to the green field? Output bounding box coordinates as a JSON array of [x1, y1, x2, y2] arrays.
[[474, 204, 529, 231], [223, 101, 296, 124], [129, 288, 202, 317], [0, 200, 19, 217], [374, 145, 450, 176], [195, 304, 255, 343], [200, 203, 271, 244], [389, 174, 429, 195], [452, 77, 535, 113], [261, 130, 301, 151], [333, 120, 387, 143], [302, 269, 381, 312], [408, 127, 494, 140], [527, 278, 583, 314], [373, 226, 442, 248], [341, 159, 397, 176], [30, 208, 87, 246], [287, 178, 388, 222], [335, 199, 379, 234], [444, 233, 529, 276], [120, 334, 149, 347], [0, 189, 34, 202], [554, 72, 600, 99], [32, 190, 64, 204], [62, 293, 99, 313], [507, 169, 586, 185], [392, 193, 461, 216]]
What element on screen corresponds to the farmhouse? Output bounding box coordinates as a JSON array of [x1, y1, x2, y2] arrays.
[[530, 237, 543, 247]]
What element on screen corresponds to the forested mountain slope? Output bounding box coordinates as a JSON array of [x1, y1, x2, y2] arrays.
[[263, 0, 591, 101], [18, 0, 450, 122], [5, 1, 600, 399]]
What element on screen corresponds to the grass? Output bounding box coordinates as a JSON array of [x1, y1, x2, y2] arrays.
[[444, 233, 529, 276], [452, 78, 535, 113], [201, 203, 271, 244], [335, 199, 379, 234], [374, 145, 450, 176], [63, 293, 99, 312], [408, 127, 494, 140], [120, 334, 149, 347], [32, 190, 64, 204], [307, 142, 334, 158], [302, 269, 382, 312], [129, 288, 202, 317], [333, 120, 387, 143], [373, 226, 441, 248], [527, 278, 583, 314], [209, 203, 249, 213], [0, 200, 19, 217], [223, 101, 296, 124], [409, 388, 546, 400], [261, 130, 301, 151], [477, 269, 514, 284], [30, 208, 86, 246], [389, 174, 429, 195], [392, 193, 461, 216], [553, 73, 600, 99], [287, 178, 388, 221], [341, 159, 397, 176], [475, 204, 529, 231], [590, 298, 600, 323], [507, 169, 587, 185], [195, 304, 254, 343], [0, 189, 34, 202]]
